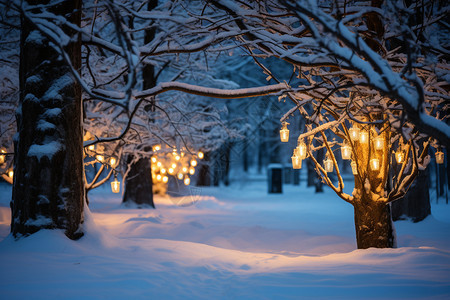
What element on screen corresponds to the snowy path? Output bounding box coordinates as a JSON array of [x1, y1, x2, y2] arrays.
[[0, 182, 449, 299]]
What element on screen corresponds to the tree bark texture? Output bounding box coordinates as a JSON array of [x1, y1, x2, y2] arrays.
[[12, 0, 83, 239], [123, 157, 154, 207]]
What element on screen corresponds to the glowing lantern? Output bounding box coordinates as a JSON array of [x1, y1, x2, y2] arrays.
[[184, 177, 190, 185], [370, 158, 380, 171], [156, 174, 162, 182], [96, 155, 104, 163], [151, 157, 157, 163], [175, 155, 181, 161], [109, 157, 117, 168], [291, 155, 302, 169], [198, 152, 204, 159], [351, 161, 358, 175], [162, 176, 169, 183], [189, 167, 195, 175], [374, 136, 384, 150], [182, 167, 188, 173], [177, 173, 184, 180], [436, 151, 444, 164], [360, 130, 369, 144], [171, 163, 177, 169], [280, 122, 289, 142], [0, 149, 5, 164], [153, 145, 161, 151], [395, 150, 405, 164], [341, 144, 351, 160], [190, 159, 197, 167], [324, 157, 333, 173], [157, 162, 162, 168], [295, 140, 307, 159], [349, 126, 360, 141], [8, 169, 13, 179], [161, 168, 166, 174], [87, 144, 95, 151], [111, 176, 120, 193]]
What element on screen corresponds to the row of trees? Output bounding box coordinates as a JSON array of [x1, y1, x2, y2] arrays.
[[0, 0, 448, 249]]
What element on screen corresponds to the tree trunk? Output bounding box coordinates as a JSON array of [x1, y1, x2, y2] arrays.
[[121, 0, 157, 207], [12, 0, 83, 239], [353, 197, 395, 249], [391, 168, 431, 222], [197, 152, 210, 186], [123, 157, 154, 207]]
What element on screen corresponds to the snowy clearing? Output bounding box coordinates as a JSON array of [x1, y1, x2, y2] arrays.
[[0, 180, 449, 299]]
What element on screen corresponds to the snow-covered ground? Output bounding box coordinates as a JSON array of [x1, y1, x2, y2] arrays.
[[0, 179, 449, 299]]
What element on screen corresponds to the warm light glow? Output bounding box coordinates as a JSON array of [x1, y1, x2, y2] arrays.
[[341, 144, 351, 160], [184, 177, 190, 185], [171, 163, 177, 169], [182, 167, 188, 173], [190, 159, 197, 167], [156, 174, 162, 181], [8, 170, 13, 178], [395, 150, 404, 164], [436, 151, 444, 164], [152, 173, 156, 180], [87, 144, 95, 151], [109, 157, 117, 167], [157, 162, 162, 167], [324, 158, 333, 173], [189, 167, 195, 175], [162, 176, 168, 183], [198, 152, 204, 159], [360, 130, 369, 144], [280, 122, 289, 142], [349, 127, 360, 141], [151, 157, 157, 163], [96, 155, 104, 162], [351, 161, 358, 175], [291, 155, 302, 169], [374, 136, 384, 150], [175, 155, 181, 161], [161, 168, 166, 174], [370, 158, 380, 171], [0, 149, 5, 164], [296, 140, 307, 159], [111, 178, 120, 193], [168, 168, 174, 174], [177, 173, 183, 180], [153, 145, 161, 151]]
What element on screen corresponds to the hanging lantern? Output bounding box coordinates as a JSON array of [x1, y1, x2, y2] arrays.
[[350, 161, 358, 175], [436, 151, 444, 164], [341, 143, 351, 160], [87, 144, 95, 151], [296, 140, 307, 159], [175, 155, 181, 161], [280, 122, 290, 142], [109, 157, 117, 168], [8, 169, 13, 179], [96, 155, 104, 163], [156, 174, 162, 182], [374, 136, 384, 150], [151, 156, 157, 163], [184, 177, 190, 185], [162, 176, 169, 183], [291, 155, 302, 169], [182, 166, 188, 173], [395, 150, 405, 164], [171, 163, 177, 169], [190, 159, 197, 167], [189, 167, 195, 175], [0, 149, 5, 164], [324, 157, 333, 173], [370, 158, 380, 171], [177, 173, 184, 180], [157, 161, 162, 168], [198, 152, 204, 159], [360, 130, 369, 144], [111, 176, 120, 193], [153, 144, 161, 151], [168, 168, 174, 174], [349, 126, 360, 141], [161, 168, 166, 174]]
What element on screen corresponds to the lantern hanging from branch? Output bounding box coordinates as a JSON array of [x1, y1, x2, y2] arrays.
[[341, 143, 351, 160], [296, 139, 307, 159], [0, 149, 5, 164], [280, 122, 290, 142], [109, 157, 117, 168], [349, 126, 360, 141], [162, 176, 169, 183], [350, 161, 358, 175], [198, 152, 204, 159], [324, 156, 333, 173], [436, 151, 444, 164], [111, 175, 120, 193], [87, 144, 95, 151], [184, 177, 190, 185], [395, 149, 405, 164], [370, 158, 380, 171], [360, 130, 369, 144], [8, 169, 13, 179], [96, 155, 104, 163], [177, 173, 184, 180], [374, 136, 384, 150], [190, 159, 197, 167], [291, 155, 302, 169], [189, 167, 195, 175]]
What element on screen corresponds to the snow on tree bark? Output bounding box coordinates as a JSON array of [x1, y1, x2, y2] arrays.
[[12, 0, 83, 239]]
